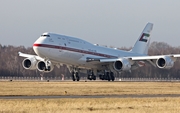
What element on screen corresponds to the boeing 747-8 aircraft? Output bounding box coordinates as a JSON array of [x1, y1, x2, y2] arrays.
[[19, 23, 180, 81]]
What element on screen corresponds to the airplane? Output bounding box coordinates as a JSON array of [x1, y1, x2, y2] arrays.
[[19, 23, 180, 81]]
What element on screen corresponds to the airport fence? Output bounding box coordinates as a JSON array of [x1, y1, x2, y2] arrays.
[[0, 76, 180, 82]]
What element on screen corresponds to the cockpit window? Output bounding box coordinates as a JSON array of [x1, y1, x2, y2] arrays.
[[41, 35, 50, 37]]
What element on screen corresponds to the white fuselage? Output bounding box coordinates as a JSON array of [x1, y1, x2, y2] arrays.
[[33, 33, 143, 69]]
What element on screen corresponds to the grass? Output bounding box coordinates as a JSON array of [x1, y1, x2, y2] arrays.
[[0, 98, 180, 113], [0, 81, 180, 113], [0, 81, 180, 96]]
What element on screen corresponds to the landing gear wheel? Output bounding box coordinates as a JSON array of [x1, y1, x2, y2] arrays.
[[87, 71, 96, 80], [92, 75, 96, 80], [87, 74, 92, 80], [72, 71, 76, 81], [110, 72, 115, 81], [76, 72, 80, 81], [99, 74, 103, 80], [106, 72, 110, 81]]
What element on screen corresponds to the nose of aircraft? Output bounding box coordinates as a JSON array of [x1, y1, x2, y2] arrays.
[[33, 32, 49, 56]]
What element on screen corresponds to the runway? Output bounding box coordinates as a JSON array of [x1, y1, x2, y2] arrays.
[[0, 94, 180, 99]]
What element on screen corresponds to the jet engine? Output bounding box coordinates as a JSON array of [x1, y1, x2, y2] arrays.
[[22, 57, 37, 70], [113, 58, 131, 71], [36, 60, 54, 72], [156, 56, 174, 69]]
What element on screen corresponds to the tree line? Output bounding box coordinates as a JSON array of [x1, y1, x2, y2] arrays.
[[0, 42, 180, 78]]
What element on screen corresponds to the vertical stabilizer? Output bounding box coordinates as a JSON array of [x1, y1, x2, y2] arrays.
[[131, 23, 153, 55]]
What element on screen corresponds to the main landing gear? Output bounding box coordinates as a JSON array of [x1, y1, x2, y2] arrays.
[[71, 69, 80, 81], [87, 70, 96, 80], [70, 67, 115, 81], [99, 71, 115, 81]]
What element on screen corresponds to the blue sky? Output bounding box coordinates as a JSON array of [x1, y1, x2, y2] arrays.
[[1, 0, 180, 47]]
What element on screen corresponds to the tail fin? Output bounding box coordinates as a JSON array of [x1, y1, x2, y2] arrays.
[[131, 23, 153, 55]]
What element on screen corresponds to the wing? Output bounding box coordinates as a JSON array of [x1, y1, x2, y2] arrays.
[[18, 52, 44, 61], [87, 54, 179, 62], [87, 54, 180, 69]]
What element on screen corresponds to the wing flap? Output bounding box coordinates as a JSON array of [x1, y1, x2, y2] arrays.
[[99, 58, 118, 62], [86, 57, 118, 62], [131, 56, 162, 60]]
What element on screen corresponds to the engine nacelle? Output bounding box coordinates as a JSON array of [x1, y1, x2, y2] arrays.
[[113, 58, 131, 71], [156, 56, 174, 69], [36, 60, 54, 72], [22, 57, 37, 70]]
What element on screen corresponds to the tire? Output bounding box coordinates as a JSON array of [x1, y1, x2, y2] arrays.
[[87, 75, 90, 79], [110, 72, 115, 81], [72, 72, 76, 81], [99, 74, 102, 79], [93, 76, 96, 80], [76, 72, 80, 81], [106, 72, 110, 81]]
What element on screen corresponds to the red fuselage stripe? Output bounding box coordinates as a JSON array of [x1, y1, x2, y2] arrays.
[[33, 44, 117, 58]]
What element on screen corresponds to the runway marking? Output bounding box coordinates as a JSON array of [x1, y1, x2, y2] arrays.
[[0, 94, 180, 99]]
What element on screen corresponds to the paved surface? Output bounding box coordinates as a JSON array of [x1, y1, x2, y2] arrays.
[[0, 94, 180, 99]]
